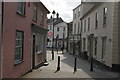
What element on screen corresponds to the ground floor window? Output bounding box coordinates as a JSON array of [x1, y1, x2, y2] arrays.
[[36, 34, 44, 53], [15, 30, 24, 63], [101, 36, 106, 59]]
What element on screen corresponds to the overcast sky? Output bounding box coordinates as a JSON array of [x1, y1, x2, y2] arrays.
[[40, 0, 81, 23]]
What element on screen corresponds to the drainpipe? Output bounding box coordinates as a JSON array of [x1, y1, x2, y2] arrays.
[[0, 1, 3, 79]]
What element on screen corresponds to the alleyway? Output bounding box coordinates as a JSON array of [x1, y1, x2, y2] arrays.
[[22, 50, 119, 78]]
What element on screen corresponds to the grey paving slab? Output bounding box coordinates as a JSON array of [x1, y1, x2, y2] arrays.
[[22, 50, 119, 78]]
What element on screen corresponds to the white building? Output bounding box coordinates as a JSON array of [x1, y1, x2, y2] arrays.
[[54, 21, 68, 49], [47, 15, 68, 49], [80, 2, 119, 71]]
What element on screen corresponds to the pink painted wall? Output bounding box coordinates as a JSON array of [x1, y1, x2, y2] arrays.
[[2, 2, 49, 78]]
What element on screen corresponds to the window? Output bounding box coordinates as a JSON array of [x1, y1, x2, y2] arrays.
[[95, 12, 98, 29], [74, 11, 76, 19], [33, 5, 37, 22], [103, 7, 107, 26], [15, 30, 24, 63], [63, 27, 65, 31], [84, 20, 86, 32], [78, 23, 80, 34], [56, 34, 59, 39], [88, 17, 90, 31], [40, 11, 44, 25], [50, 26, 52, 30], [57, 27, 59, 31], [74, 24, 76, 34], [101, 36, 106, 59], [36, 34, 44, 53], [78, 7, 80, 17], [83, 38, 86, 51], [17, 0, 26, 15], [94, 37, 97, 56]]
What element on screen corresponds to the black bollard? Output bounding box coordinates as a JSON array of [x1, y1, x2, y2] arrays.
[[52, 50, 54, 60], [57, 56, 60, 71], [90, 57, 93, 71], [74, 56, 77, 72]]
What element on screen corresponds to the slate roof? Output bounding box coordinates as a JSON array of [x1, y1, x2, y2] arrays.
[[47, 18, 64, 25]]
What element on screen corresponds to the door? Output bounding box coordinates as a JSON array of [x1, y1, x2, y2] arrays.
[[32, 35, 36, 69]]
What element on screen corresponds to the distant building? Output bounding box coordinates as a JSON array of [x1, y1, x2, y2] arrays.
[[71, 4, 81, 55], [47, 14, 68, 50], [1, 2, 50, 78], [67, 22, 73, 52]]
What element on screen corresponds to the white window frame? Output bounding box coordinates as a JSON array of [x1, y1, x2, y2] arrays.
[[15, 30, 24, 64]]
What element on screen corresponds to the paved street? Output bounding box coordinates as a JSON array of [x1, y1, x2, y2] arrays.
[[22, 50, 119, 78]]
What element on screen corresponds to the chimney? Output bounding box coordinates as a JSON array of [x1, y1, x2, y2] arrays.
[[50, 15, 52, 19], [56, 13, 59, 19]]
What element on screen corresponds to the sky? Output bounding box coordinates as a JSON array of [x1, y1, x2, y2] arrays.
[[40, 0, 81, 23]]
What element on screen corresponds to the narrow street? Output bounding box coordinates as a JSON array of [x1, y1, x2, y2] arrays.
[[22, 50, 119, 78]]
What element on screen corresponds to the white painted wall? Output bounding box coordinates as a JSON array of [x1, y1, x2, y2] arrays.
[[81, 2, 118, 67]]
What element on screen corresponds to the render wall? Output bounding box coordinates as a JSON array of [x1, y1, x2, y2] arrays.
[[81, 3, 114, 67]]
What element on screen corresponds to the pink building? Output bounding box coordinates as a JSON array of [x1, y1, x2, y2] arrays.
[[1, 2, 49, 78]]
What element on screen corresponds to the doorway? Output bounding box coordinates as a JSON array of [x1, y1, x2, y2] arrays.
[[32, 34, 36, 69]]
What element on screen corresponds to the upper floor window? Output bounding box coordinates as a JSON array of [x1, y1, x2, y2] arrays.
[[74, 24, 76, 34], [33, 5, 37, 22], [84, 20, 86, 32], [63, 27, 65, 31], [74, 10, 76, 19], [17, 1, 26, 15], [88, 17, 90, 31], [57, 27, 59, 31], [40, 11, 44, 25], [95, 12, 98, 29], [103, 7, 107, 26]]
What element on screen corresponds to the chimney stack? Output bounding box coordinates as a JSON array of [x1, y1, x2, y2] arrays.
[[57, 13, 59, 19]]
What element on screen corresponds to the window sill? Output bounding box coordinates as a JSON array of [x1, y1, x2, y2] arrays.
[[101, 59, 105, 62], [32, 19, 37, 23], [16, 11, 26, 17], [94, 56, 97, 58], [14, 60, 24, 66], [37, 51, 43, 55], [103, 24, 106, 27]]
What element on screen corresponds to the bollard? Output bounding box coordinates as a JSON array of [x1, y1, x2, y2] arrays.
[[57, 56, 60, 71], [90, 57, 93, 71], [52, 50, 54, 60], [74, 56, 77, 72]]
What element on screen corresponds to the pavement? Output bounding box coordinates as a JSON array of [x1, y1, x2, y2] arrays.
[[21, 50, 119, 79]]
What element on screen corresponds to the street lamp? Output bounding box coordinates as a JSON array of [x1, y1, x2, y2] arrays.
[[52, 10, 56, 60]]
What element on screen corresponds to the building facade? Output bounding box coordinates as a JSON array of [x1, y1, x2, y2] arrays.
[[80, 2, 119, 71], [47, 16, 68, 50], [54, 21, 68, 49], [66, 22, 73, 52], [1, 2, 49, 78], [71, 4, 81, 55]]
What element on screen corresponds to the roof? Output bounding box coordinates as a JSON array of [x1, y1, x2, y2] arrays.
[[80, 2, 101, 20], [47, 18, 64, 25], [39, 2, 50, 14]]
